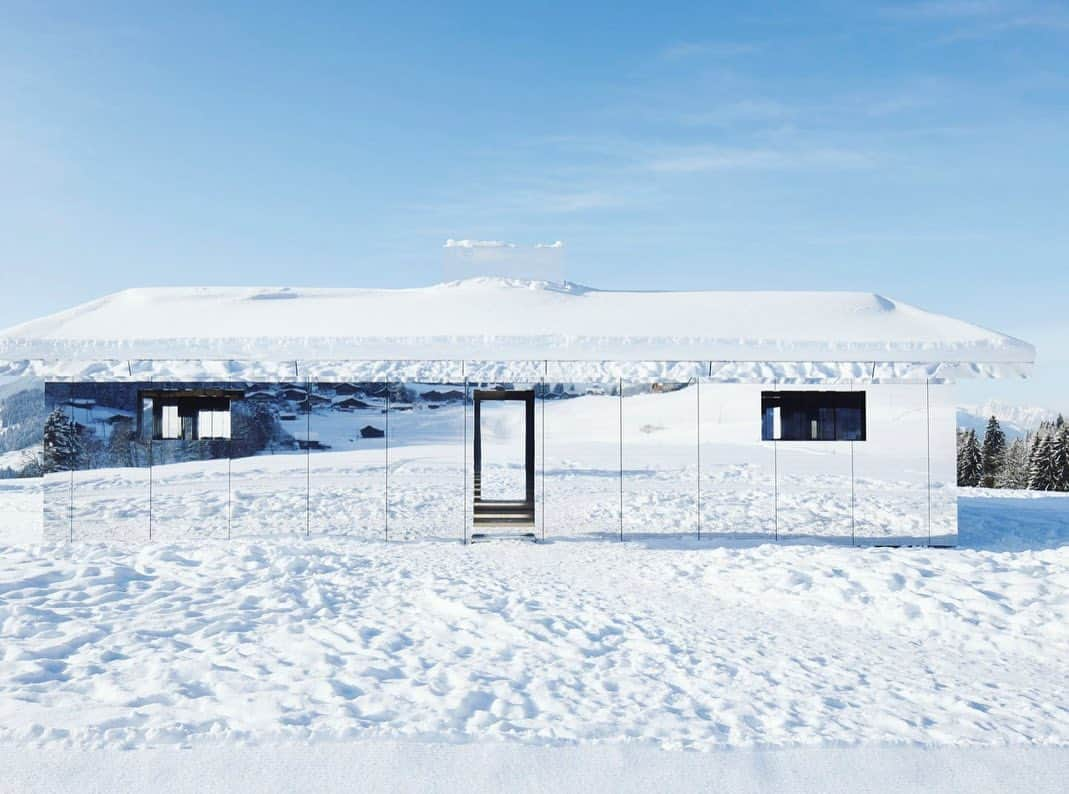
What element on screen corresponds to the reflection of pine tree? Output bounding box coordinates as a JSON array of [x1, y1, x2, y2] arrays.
[[230, 401, 281, 458], [980, 417, 1006, 488], [42, 408, 84, 473], [106, 418, 136, 467], [956, 429, 982, 487]]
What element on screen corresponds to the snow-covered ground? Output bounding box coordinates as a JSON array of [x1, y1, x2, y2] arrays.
[[1, 486, 1068, 790]]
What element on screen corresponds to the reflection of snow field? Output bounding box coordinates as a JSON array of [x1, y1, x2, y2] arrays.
[[0, 480, 40, 545], [36, 385, 954, 544], [477, 400, 527, 502], [387, 397, 464, 540]]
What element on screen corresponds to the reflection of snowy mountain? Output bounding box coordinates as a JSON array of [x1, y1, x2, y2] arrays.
[[957, 401, 1061, 439]]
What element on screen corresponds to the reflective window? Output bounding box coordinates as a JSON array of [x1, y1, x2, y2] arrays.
[[761, 391, 866, 441], [197, 408, 231, 439], [161, 404, 181, 439], [140, 390, 238, 440]]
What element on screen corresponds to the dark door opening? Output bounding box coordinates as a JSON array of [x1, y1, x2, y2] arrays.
[[473, 389, 535, 528]]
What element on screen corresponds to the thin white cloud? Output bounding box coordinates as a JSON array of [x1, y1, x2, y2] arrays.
[[883, 0, 1008, 18], [660, 41, 761, 60], [645, 146, 873, 174], [444, 239, 564, 250], [882, 1, 1069, 37], [677, 99, 792, 127], [536, 191, 624, 213], [443, 239, 516, 249], [866, 94, 936, 117]]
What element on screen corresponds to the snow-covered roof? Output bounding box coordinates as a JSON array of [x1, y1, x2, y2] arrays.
[[0, 278, 1034, 381]]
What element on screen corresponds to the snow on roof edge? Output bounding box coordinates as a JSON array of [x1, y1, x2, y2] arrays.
[[0, 279, 1035, 379]]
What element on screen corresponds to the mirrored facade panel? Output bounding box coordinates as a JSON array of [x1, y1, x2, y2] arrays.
[[928, 382, 958, 546], [42, 381, 72, 542], [29, 370, 961, 548], [698, 383, 776, 540], [775, 441, 853, 542], [387, 383, 464, 541], [542, 382, 621, 539], [69, 381, 150, 542], [853, 383, 929, 545], [622, 382, 697, 538], [0, 376, 45, 543], [308, 381, 387, 538], [771, 386, 855, 542], [229, 381, 307, 537], [465, 382, 542, 541], [1, 375, 46, 475], [147, 381, 234, 541]]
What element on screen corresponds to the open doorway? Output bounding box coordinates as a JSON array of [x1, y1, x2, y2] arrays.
[[472, 389, 535, 531]]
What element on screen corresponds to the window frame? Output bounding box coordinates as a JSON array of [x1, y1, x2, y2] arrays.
[[761, 390, 866, 442], [138, 388, 243, 442]]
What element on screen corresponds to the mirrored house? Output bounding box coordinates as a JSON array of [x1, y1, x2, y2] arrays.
[[0, 278, 1035, 546]]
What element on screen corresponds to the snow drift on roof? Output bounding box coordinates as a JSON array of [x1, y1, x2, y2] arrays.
[[0, 277, 1035, 372]]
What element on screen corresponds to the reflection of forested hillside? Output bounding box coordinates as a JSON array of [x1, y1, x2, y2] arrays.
[[0, 388, 48, 477], [38, 381, 467, 472]]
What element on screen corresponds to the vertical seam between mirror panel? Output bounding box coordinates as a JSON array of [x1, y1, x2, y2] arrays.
[[305, 377, 311, 538], [926, 378, 932, 546], [385, 382, 390, 543], [696, 376, 701, 541], [148, 429, 153, 542], [149, 373, 154, 541], [227, 441, 232, 541], [850, 440, 856, 546], [68, 378, 74, 543], [773, 379, 779, 541], [542, 362, 546, 543], [463, 372, 468, 545], [619, 376, 623, 542]]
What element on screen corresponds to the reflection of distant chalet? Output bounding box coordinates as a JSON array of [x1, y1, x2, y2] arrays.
[[421, 389, 464, 403], [361, 383, 389, 399], [333, 396, 371, 411], [332, 383, 361, 396], [279, 387, 307, 402], [297, 393, 331, 413], [245, 390, 277, 402]]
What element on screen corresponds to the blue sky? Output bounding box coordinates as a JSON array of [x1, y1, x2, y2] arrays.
[[1, 1, 1067, 407]]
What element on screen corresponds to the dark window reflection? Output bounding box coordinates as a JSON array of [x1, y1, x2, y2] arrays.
[[139, 390, 242, 441], [761, 391, 866, 441]]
